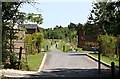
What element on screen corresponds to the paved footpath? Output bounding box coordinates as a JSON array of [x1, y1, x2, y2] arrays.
[[24, 45, 112, 78], [3, 45, 113, 78]]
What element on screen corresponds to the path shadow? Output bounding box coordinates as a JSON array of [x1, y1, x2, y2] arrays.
[[18, 68, 119, 79], [68, 53, 87, 56]]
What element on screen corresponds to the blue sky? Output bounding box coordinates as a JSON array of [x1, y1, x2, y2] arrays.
[[19, 2, 93, 28]]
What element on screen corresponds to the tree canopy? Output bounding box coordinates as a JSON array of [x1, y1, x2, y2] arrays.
[[88, 1, 120, 36], [40, 22, 82, 42], [2, 2, 43, 69]]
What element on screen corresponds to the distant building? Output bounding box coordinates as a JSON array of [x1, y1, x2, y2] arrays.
[[24, 24, 40, 34], [13, 24, 40, 58], [77, 24, 101, 48]]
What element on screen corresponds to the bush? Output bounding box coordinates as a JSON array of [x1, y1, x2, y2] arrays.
[[4, 53, 19, 69], [24, 33, 44, 54], [21, 60, 30, 71], [98, 34, 117, 59]]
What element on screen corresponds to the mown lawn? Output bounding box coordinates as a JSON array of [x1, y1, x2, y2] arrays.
[[90, 53, 119, 67], [27, 53, 44, 71]]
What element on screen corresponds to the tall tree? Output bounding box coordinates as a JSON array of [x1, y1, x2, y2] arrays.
[[2, 2, 43, 69], [2, 2, 24, 68], [88, 1, 120, 36]]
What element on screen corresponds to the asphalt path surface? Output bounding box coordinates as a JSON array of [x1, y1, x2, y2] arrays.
[[4, 45, 115, 78], [27, 45, 112, 78]]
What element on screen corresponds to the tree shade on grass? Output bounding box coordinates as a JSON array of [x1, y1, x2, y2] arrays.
[[27, 53, 44, 71]]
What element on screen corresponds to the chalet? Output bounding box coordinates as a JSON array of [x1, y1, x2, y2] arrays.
[[77, 24, 101, 50], [24, 24, 40, 34], [14, 24, 40, 58]]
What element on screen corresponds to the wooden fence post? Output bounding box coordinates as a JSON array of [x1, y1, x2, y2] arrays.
[[63, 46, 65, 52], [46, 45, 48, 51], [18, 47, 22, 70], [98, 42, 101, 74], [56, 44, 57, 48], [111, 62, 115, 79]]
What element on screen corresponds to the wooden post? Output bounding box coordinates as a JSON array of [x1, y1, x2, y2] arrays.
[[18, 47, 22, 70], [98, 42, 101, 74], [118, 43, 120, 78], [46, 45, 48, 51], [56, 44, 57, 48], [0, 1, 2, 67], [111, 62, 115, 79], [98, 50, 101, 74], [63, 46, 65, 52]]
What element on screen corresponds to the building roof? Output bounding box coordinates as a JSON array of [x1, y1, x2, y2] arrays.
[[23, 24, 38, 29]]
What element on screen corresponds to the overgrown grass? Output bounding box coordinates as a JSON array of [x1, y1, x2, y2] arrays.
[[90, 53, 119, 67], [27, 53, 44, 71]]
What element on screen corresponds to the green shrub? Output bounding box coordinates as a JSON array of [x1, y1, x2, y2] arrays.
[[24, 33, 44, 54], [98, 34, 117, 59], [21, 60, 30, 71]]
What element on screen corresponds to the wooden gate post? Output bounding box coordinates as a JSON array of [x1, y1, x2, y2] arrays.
[[56, 44, 57, 48], [46, 45, 48, 51], [63, 46, 65, 52], [118, 43, 120, 78], [98, 42, 101, 74], [111, 62, 115, 79], [18, 47, 22, 70]]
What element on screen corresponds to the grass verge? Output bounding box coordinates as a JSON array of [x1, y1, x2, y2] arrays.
[[27, 53, 44, 71], [90, 53, 119, 67]]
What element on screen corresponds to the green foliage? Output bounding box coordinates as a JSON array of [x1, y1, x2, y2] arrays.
[[77, 48, 83, 52], [42, 39, 51, 52], [21, 60, 30, 71], [98, 34, 117, 59], [40, 22, 80, 42], [2, 2, 23, 68], [57, 40, 72, 52], [24, 34, 33, 54], [2, 2, 43, 69], [24, 33, 44, 54], [4, 53, 19, 69], [88, 1, 120, 36], [22, 13, 43, 24]]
